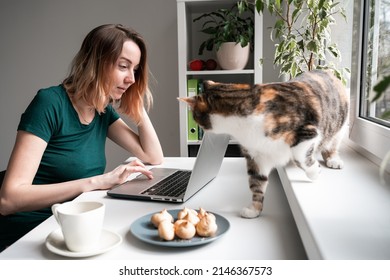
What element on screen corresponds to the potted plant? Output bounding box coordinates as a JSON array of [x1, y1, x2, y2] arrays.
[[251, 0, 349, 84], [193, 1, 254, 70]]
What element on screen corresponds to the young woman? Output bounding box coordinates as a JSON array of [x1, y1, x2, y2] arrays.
[[0, 24, 164, 250]]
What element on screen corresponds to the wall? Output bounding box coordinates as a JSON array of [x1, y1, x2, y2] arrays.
[[0, 0, 180, 171]]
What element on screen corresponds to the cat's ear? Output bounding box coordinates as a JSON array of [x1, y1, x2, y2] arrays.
[[177, 97, 196, 109], [203, 80, 217, 90]]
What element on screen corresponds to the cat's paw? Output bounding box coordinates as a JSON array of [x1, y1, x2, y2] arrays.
[[305, 162, 321, 181], [240, 205, 261, 219], [326, 156, 344, 169]]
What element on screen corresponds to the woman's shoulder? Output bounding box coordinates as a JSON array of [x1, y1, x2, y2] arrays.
[[34, 85, 68, 106], [37, 84, 66, 97]]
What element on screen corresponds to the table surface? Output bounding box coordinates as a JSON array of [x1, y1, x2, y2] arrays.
[[0, 157, 307, 260]]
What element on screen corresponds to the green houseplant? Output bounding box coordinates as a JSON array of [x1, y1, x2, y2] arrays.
[[193, 1, 254, 70], [251, 0, 349, 84]]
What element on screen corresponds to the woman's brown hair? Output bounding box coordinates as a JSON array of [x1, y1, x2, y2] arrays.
[[63, 24, 152, 124]]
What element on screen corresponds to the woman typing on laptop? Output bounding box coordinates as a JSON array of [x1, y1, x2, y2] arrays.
[[0, 24, 163, 251]]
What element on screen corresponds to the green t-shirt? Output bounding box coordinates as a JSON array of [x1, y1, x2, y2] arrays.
[[18, 85, 120, 184], [0, 85, 120, 250]]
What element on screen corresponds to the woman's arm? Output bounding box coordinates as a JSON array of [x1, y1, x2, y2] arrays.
[[0, 131, 153, 215], [108, 108, 164, 165]]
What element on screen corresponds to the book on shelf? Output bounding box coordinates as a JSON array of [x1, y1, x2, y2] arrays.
[[186, 79, 204, 141]]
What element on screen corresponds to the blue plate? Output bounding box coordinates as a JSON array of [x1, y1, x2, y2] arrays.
[[130, 209, 230, 247]]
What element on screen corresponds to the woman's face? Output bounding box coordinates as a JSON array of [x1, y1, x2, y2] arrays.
[[109, 40, 141, 100]]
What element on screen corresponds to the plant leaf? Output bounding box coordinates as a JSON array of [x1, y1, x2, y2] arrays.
[[372, 75, 390, 102], [256, 0, 265, 13], [381, 111, 390, 120], [307, 40, 318, 52]]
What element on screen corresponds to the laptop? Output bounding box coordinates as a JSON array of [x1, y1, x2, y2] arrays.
[[107, 132, 230, 203]]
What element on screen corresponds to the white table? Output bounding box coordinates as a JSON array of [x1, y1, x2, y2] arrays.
[[0, 158, 307, 260]]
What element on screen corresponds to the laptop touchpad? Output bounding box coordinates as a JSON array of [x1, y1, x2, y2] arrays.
[[135, 168, 178, 180]]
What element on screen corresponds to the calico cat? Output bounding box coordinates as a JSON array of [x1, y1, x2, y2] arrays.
[[180, 70, 349, 218]]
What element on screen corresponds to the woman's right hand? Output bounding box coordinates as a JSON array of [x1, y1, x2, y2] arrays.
[[101, 159, 154, 189]]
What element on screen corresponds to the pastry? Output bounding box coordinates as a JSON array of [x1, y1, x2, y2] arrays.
[[158, 220, 175, 241], [150, 209, 174, 228], [196, 213, 218, 237], [182, 211, 200, 225], [177, 207, 198, 220], [197, 207, 207, 220], [175, 220, 196, 239], [174, 219, 186, 230]]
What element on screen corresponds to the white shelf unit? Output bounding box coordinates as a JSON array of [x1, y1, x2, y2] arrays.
[[177, 0, 263, 156]]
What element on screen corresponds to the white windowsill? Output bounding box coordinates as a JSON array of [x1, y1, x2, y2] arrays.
[[277, 142, 390, 260]]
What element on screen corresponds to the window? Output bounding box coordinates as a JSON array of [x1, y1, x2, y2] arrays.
[[350, 0, 390, 160]]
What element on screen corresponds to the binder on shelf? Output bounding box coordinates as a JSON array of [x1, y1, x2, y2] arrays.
[[196, 80, 204, 140], [198, 81, 204, 140], [187, 79, 199, 141]]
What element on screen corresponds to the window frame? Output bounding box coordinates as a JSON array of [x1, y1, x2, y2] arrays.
[[349, 0, 390, 161]]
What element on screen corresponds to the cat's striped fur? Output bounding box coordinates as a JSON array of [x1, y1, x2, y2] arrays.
[[180, 70, 349, 218]]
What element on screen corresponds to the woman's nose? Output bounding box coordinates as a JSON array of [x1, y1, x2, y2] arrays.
[[125, 71, 135, 85]]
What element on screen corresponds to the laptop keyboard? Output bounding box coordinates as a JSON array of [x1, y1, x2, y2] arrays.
[[141, 170, 191, 197]]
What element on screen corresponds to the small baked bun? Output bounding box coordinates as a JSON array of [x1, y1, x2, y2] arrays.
[[177, 207, 198, 220], [196, 213, 218, 237], [174, 219, 186, 230], [158, 220, 175, 241], [175, 220, 196, 239], [197, 207, 207, 220], [183, 211, 200, 225], [151, 209, 174, 228]]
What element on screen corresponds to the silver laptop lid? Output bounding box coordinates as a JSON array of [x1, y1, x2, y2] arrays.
[[183, 132, 230, 201]]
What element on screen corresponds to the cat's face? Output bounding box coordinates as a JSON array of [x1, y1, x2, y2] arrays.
[[179, 94, 212, 130], [179, 80, 255, 132]]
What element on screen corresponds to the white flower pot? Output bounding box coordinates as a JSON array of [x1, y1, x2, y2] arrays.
[[216, 42, 250, 70]]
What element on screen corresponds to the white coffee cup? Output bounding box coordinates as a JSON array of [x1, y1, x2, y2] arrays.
[[51, 201, 105, 252]]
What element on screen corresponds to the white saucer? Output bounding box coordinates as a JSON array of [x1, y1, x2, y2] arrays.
[[45, 228, 122, 258]]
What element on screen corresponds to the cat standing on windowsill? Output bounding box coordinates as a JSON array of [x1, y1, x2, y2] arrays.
[[180, 70, 349, 218]]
